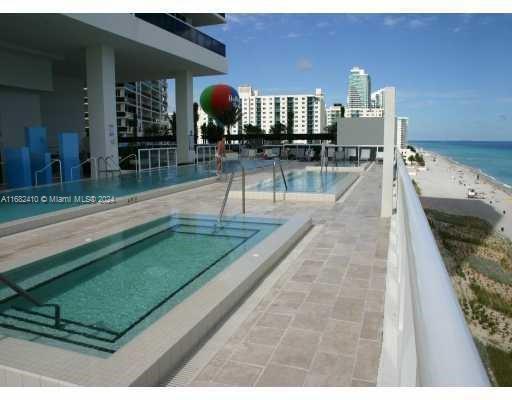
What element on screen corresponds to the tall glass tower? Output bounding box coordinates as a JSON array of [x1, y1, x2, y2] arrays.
[[347, 67, 371, 108]]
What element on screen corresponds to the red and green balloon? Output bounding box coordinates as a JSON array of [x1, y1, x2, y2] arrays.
[[200, 84, 240, 125]]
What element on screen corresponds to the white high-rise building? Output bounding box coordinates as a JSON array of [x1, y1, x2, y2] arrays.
[[326, 103, 344, 126], [198, 85, 326, 141], [345, 108, 384, 118], [371, 88, 385, 109], [347, 67, 370, 108], [396, 117, 409, 149]]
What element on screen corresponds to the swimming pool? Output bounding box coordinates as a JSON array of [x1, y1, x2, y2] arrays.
[[253, 170, 349, 193], [0, 214, 282, 356], [0, 164, 217, 225], [234, 169, 360, 203]]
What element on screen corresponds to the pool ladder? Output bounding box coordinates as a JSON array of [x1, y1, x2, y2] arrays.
[[0, 273, 61, 328], [218, 160, 246, 224], [272, 159, 288, 203]]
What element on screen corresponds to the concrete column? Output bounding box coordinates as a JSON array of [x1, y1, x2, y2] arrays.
[[175, 71, 195, 164], [86, 45, 118, 168], [381, 87, 396, 218]]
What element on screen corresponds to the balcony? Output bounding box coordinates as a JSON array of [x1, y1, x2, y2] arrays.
[[135, 13, 226, 57]]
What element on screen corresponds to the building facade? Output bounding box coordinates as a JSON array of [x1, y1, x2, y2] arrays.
[[198, 85, 326, 140], [326, 103, 344, 126], [347, 67, 371, 108], [85, 80, 168, 138], [371, 88, 385, 109], [345, 107, 384, 118], [396, 117, 409, 149], [0, 13, 227, 167]]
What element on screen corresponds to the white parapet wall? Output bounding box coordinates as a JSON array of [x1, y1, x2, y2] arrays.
[[378, 157, 490, 386]]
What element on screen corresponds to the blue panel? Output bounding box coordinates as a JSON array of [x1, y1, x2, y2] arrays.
[[24, 126, 50, 185], [59, 132, 80, 182], [5, 147, 32, 189]]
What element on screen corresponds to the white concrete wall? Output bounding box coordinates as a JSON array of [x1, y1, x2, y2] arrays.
[[0, 87, 42, 150], [40, 75, 86, 151], [0, 49, 53, 92]]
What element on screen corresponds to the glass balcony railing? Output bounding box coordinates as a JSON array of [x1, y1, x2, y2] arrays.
[[135, 13, 226, 57]]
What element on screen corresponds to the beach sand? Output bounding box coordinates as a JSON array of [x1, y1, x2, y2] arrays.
[[412, 152, 512, 241]]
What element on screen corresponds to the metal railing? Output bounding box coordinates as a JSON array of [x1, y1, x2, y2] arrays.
[[97, 155, 120, 175], [138, 147, 177, 173], [71, 157, 98, 181], [0, 274, 61, 328], [118, 154, 139, 174], [381, 156, 489, 386], [272, 159, 288, 203], [134, 13, 226, 57], [35, 159, 62, 186], [195, 145, 216, 165], [218, 160, 246, 224]]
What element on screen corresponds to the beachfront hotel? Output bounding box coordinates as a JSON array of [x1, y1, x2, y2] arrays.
[[0, 13, 490, 388]]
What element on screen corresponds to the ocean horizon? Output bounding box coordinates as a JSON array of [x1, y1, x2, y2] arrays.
[[410, 140, 512, 188]]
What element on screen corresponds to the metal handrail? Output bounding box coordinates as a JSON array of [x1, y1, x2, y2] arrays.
[[98, 156, 121, 174], [218, 172, 234, 224], [387, 157, 489, 386], [35, 159, 62, 186], [218, 160, 246, 224], [272, 159, 288, 202], [71, 157, 98, 181], [118, 154, 139, 174], [0, 273, 61, 328]]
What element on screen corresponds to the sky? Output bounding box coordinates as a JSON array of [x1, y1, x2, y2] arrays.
[[169, 13, 512, 141]]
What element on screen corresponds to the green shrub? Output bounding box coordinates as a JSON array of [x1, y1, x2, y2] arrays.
[[487, 344, 512, 386], [470, 282, 512, 318]]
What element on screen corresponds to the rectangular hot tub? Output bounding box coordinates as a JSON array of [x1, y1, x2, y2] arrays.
[[0, 213, 311, 386]]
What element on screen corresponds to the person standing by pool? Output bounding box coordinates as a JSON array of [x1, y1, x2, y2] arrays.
[[216, 135, 225, 177]]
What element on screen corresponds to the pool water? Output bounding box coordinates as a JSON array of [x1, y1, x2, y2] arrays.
[[252, 170, 349, 193], [0, 214, 282, 355], [0, 164, 216, 224]]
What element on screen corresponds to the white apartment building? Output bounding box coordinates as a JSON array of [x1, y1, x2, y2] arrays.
[[396, 117, 409, 149], [0, 13, 227, 165], [345, 107, 384, 118], [198, 85, 326, 140], [326, 103, 344, 126], [371, 88, 385, 108], [85, 80, 168, 138]]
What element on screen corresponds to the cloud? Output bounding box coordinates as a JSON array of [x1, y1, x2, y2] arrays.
[[296, 57, 313, 71], [286, 32, 302, 39], [408, 16, 436, 29], [383, 15, 404, 27], [397, 89, 480, 107], [498, 114, 507, 121], [383, 15, 435, 29], [316, 21, 330, 28]]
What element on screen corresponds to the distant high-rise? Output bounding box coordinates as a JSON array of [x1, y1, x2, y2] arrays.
[[326, 103, 344, 126], [371, 88, 385, 109], [347, 67, 371, 108], [396, 117, 409, 149]]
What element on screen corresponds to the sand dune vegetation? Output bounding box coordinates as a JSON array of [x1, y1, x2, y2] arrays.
[[426, 208, 512, 386]]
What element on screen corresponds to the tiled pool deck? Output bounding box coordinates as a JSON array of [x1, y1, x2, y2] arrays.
[[0, 163, 389, 386]]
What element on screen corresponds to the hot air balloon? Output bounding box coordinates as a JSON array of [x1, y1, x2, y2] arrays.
[[200, 84, 241, 126]]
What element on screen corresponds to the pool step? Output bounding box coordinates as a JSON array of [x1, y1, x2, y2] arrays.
[[0, 307, 118, 353]]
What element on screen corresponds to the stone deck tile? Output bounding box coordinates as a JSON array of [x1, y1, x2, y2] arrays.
[[191, 164, 390, 387], [0, 162, 389, 387]]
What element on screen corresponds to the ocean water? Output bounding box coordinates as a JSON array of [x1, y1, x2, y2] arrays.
[[411, 141, 512, 188]]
